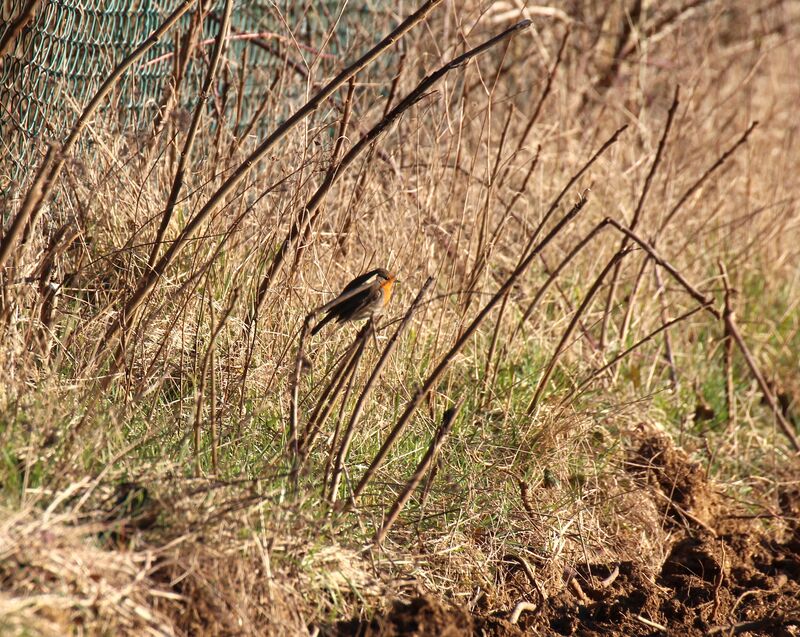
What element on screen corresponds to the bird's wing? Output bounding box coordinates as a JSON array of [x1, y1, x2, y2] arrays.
[[331, 285, 380, 321], [341, 269, 384, 293]]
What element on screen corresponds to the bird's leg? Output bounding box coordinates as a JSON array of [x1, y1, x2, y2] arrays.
[[369, 317, 379, 349]]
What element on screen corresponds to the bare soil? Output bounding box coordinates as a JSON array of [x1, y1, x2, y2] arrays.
[[328, 436, 800, 636]]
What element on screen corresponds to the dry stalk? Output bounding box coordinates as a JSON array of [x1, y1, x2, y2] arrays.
[[288, 77, 358, 281], [208, 294, 218, 471], [289, 316, 315, 472], [465, 103, 514, 300], [329, 277, 434, 502], [320, 353, 363, 493], [561, 303, 708, 407], [192, 289, 238, 474], [633, 614, 668, 633], [480, 288, 510, 402], [605, 219, 718, 314], [0, 145, 58, 304], [372, 398, 463, 545], [605, 218, 800, 452], [723, 308, 800, 452], [0, 0, 197, 271], [512, 218, 612, 343], [651, 121, 758, 231], [151, 0, 213, 142], [496, 27, 569, 193], [620, 120, 759, 343], [527, 250, 629, 414], [0, 0, 43, 61], [491, 144, 541, 249], [662, 127, 758, 237], [247, 19, 533, 328], [148, 0, 233, 270], [230, 45, 248, 138], [503, 553, 546, 622], [297, 323, 372, 467], [299, 338, 363, 452], [708, 615, 800, 636], [100, 0, 446, 351], [653, 265, 679, 391], [340, 126, 628, 511], [336, 46, 408, 256], [719, 261, 736, 430], [601, 85, 679, 349]]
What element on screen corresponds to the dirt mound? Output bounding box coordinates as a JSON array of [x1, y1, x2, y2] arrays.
[[330, 436, 800, 636], [327, 596, 522, 637], [520, 436, 800, 636], [627, 434, 718, 529], [532, 526, 799, 636]]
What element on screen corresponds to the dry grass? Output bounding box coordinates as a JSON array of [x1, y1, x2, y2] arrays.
[[1, 0, 799, 634]]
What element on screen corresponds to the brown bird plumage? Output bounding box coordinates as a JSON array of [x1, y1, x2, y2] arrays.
[[311, 268, 396, 336]]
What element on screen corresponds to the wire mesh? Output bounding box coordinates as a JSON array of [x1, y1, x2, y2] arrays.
[[0, 0, 386, 193]]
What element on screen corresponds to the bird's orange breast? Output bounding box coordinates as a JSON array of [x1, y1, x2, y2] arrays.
[[381, 277, 395, 305]]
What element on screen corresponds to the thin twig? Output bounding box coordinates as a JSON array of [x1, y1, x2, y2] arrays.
[[497, 27, 570, 192], [151, 0, 212, 141], [659, 122, 759, 235], [341, 127, 627, 511], [604, 219, 719, 315], [192, 289, 238, 475], [247, 19, 533, 328], [288, 316, 314, 474], [288, 77, 358, 281], [298, 324, 371, 469], [527, 250, 629, 413], [607, 219, 799, 451], [620, 120, 757, 345], [561, 303, 708, 406], [603, 85, 679, 348], [148, 0, 233, 269], [372, 398, 463, 545], [329, 277, 434, 502], [512, 218, 611, 343], [653, 266, 679, 391], [719, 261, 736, 430], [724, 311, 800, 452], [99, 0, 445, 350]]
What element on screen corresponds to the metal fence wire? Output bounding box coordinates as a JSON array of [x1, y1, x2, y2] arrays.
[[0, 0, 383, 192]]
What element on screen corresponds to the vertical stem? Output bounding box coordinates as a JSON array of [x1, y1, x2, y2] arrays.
[[148, 0, 233, 269], [602, 85, 680, 349], [653, 266, 679, 391], [329, 278, 434, 501], [372, 398, 463, 545], [342, 127, 628, 511], [718, 262, 736, 429], [527, 251, 627, 414], [298, 325, 370, 470]]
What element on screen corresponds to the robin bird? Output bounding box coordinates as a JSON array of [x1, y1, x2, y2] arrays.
[[311, 268, 396, 336]]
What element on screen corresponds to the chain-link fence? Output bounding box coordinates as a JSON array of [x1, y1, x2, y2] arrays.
[[0, 0, 384, 193]]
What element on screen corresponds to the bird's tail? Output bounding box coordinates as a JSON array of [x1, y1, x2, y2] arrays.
[[310, 313, 335, 336]]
